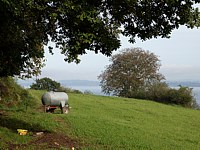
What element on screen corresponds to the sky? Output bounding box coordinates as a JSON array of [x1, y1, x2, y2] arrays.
[[39, 26, 200, 82]]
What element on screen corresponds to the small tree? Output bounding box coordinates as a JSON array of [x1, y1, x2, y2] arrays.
[[30, 77, 61, 91], [98, 47, 165, 97]]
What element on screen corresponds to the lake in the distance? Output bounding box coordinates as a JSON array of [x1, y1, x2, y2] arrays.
[[68, 85, 200, 104], [191, 87, 200, 104]]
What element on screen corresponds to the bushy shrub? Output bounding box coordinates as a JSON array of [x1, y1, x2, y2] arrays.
[[128, 88, 147, 99], [145, 82, 170, 103], [129, 82, 197, 108], [148, 84, 197, 108], [57, 86, 83, 94], [73, 89, 83, 94], [166, 86, 194, 107], [128, 82, 169, 102], [0, 77, 36, 109], [84, 90, 94, 95]]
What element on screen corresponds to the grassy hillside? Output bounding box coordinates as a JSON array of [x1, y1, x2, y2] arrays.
[[1, 90, 200, 149]]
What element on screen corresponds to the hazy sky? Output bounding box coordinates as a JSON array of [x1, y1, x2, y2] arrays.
[[39, 26, 200, 81]]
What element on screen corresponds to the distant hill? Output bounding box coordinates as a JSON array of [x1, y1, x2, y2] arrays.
[[59, 80, 100, 86], [167, 81, 200, 87], [17, 79, 100, 88], [17, 79, 200, 88]]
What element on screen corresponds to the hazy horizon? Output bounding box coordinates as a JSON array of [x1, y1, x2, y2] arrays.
[[36, 26, 200, 82]]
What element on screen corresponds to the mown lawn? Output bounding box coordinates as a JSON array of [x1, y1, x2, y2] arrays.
[[1, 90, 200, 149]]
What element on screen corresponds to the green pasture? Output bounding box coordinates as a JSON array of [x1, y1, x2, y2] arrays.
[[1, 90, 200, 149]]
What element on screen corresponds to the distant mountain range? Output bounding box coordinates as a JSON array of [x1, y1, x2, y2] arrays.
[[17, 79, 200, 88], [17, 79, 100, 88], [166, 81, 200, 87], [59, 80, 100, 86]]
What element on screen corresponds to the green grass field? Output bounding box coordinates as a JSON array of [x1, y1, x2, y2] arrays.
[[1, 90, 200, 149]]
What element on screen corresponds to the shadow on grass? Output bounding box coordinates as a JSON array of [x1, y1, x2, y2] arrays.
[[0, 115, 50, 133]]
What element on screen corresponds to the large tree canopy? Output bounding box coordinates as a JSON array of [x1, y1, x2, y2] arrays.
[[1, 0, 200, 77], [98, 48, 165, 97]]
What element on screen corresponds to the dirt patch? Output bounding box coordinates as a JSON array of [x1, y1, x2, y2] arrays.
[[31, 132, 80, 149], [8, 132, 83, 149]]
